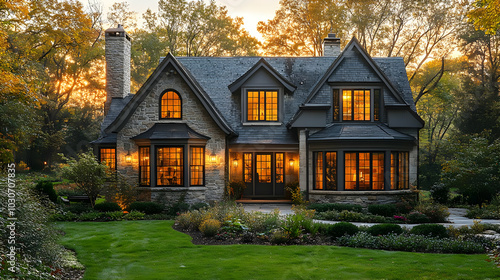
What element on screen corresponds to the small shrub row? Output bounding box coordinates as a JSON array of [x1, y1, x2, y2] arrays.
[[308, 203, 363, 213], [337, 232, 486, 254], [315, 210, 396, 223], [127, 201, 165, 214], [466, 205, 500, 219]]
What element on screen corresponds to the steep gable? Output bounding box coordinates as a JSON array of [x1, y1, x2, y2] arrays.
[[104, 53, 236, 136]]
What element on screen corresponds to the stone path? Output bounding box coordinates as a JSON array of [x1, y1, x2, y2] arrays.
[[242, 204, 500, 229]]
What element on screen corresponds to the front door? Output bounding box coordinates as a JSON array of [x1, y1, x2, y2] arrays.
[[243, 152, 285, 198]]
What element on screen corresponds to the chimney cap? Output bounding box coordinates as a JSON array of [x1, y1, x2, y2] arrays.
[[324, 33, 340, 42], [105, 24, 131, 41]]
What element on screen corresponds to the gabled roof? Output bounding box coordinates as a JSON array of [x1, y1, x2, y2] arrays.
[[131, 123, 210, 141], [303, 37, 408, 106], [104, 53, 237, 136], [227, 58, 297, 93]]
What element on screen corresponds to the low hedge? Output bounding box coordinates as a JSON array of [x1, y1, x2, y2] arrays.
[[324, 222, 359, 239], [367, 224, 404, 236], [308, 203, 363, 213], [410, 224, 449, 238], [94, 202, 122, 212], [368, 204, 398, 217], [127, 201, 164, 214]]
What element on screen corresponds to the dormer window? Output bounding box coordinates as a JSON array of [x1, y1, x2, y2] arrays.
[[247, 90, 278, 122], [333, 88, 381, 122], [160, 90, 182, 119]]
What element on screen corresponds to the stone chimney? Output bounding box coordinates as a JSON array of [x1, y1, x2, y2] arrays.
[[104, 24, 131, 114], [322, 33, 341, 57]]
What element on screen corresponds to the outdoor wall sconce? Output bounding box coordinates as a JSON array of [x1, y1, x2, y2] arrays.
[[232, 158, 239, 167], [289, 158, 295, 167], [210, 153, 217, 164], [125, 151, 132, 164]]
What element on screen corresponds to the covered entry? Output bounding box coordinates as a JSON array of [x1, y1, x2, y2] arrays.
[[229, 150, 299, 198]]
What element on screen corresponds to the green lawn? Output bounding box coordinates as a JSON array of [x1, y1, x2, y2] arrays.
[[56, 221, 499, 280]]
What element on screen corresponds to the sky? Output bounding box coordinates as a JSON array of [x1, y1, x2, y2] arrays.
[[96, 0, 281, 40]]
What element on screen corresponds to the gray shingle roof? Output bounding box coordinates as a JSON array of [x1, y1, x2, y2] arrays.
[[309, 123, 415, 141], [131, 123, 210, 140]]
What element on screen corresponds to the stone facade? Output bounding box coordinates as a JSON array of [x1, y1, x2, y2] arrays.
[[309, 190, 418, 207], [116, 67, 227, 206]]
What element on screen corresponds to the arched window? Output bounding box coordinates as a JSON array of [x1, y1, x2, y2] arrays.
[[160, 90, 182, 119]]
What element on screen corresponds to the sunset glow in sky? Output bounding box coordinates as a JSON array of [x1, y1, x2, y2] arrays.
[[98, 0, 280, 40]]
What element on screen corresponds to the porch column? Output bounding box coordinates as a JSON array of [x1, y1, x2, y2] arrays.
[[299, 129, 308, 191]]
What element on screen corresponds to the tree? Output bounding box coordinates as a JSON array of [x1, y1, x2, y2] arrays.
[[107, 1, 137, 30], [468, 0, 500, 35], [441, 135, 500, 206], [60, 151, 109, 208], [124, 0, 259, 92]]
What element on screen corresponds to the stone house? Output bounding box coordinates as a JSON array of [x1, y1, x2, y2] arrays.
[[93, 26, 424, 206]]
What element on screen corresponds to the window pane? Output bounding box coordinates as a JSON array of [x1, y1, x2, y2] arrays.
[[399, 152, 409, 189], [374, 89, 380, 121], [342, 90, 352, 121], [333, 89, 339, 121], [314, 152, 323, 190], [190, 147, 204, 186], [358, 152, 370, 190], [247, 91, 278, 122], [244, 153, 252, 183], [391, 152, 397, 190], [372, 152, 384, 190], [345, 152, 356, 190], [275, 153, 284, 184], [161, 91, 181, 119], [325, 152, 337, 190], [157, 147, 183, 186], [100, 148, 116, 170], [256, 154, 271, 183], [139, 147, 150, 185]]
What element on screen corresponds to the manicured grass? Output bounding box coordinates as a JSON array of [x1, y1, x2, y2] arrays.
[[56, 221, 499, 280]]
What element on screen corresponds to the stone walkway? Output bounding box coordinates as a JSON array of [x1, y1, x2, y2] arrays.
[[242, 204, 500, 229]]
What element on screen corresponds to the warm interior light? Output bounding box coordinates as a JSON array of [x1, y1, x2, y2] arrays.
[[125, 152, 132, 164], [232, 158, 238, 167], [210, 154, 217, 164]]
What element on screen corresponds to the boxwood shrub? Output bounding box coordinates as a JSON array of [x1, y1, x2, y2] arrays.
[[94, 202, 122, 212], [127, 201, 164, 214], [368, 204, 398, 217], [410, 224, 449, 238], [308, 203, 363, 213], [324, 222, 359, 239], [35, 180, 58, 203], [367, 224, 403, 236]]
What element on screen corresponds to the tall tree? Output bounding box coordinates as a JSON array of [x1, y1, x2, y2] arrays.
[[122, 0, 259, 92]]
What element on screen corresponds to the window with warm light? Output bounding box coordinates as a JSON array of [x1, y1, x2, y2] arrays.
[[190, 147, 204, 186], [139, 147, 150, 186], [256, 154, 272, 183], [247, 90, 278, 121], [391, 152, 409, 190], [345, 152, 384, 190], [157, 147, 183, 186], [243, 153, 252, 183], [314, 152, 337, 190], [275, 153, 284, 184], [99, 148, 116, 170], [333, 89, 381, 121], [160, 90, 182, 119]]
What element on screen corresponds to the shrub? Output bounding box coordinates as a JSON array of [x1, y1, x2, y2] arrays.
[[430, 183, 450, 204], [225, 181, 246, 200], [78, 211, 104, 221], [286, 181, 307, 205], [308, 203, 363, 213], [410, 224, 449, 238], [368, 204, 398, 217], [325, 222, 359, 239], [104, 211, 124, 221], [51, 211, 78, 221], [123, 210, 145, 220], [94, 202, 122, 212], [367, 224, 403, 236], [35, 180, 58, 203], [190, 202, 209, 211], [407, 211, 430, 223], [127, 201, 164, 214], [102, 174, 138, 209], [415, 202, 449, 223], [199, 219, 222, 237], [176, 212, 194, 230], [65, 203, 93, 214], [338, 210, 364, 221], [269, 229, 291, 244]]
